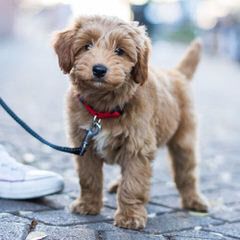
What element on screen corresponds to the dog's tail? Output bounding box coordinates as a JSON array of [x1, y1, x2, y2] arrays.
[[175, 38, 202, 80]]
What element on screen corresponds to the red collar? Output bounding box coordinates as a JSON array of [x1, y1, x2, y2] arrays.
[[76, 94, 124, 119]]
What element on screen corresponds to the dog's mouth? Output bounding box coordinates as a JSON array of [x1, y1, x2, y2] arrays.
[[77, 78, 115, 90], [80, 77, 119, 90], [90, 78, 109, 86], [93, 77, 106, 85], [71, 72, 124, 91]]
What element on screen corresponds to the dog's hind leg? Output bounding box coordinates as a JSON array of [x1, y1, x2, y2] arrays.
[[108, 176, 121, 194], [167, 114, 208, 212]]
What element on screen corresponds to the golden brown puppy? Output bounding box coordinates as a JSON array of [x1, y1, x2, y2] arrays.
[[53, 15, 208, 230]]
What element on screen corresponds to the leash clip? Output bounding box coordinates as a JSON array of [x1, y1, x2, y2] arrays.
[[79, 115, 101, 156]]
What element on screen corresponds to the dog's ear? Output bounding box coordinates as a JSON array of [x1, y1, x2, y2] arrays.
[[132, 33, 151, 85], [53, 30, 75, 74]]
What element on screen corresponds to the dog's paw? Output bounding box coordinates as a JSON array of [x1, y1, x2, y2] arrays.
[[69, 199, 101, 215], [108, 179, 120, 194], [182, 194, 209, 212], [114, 210, 147, 230]]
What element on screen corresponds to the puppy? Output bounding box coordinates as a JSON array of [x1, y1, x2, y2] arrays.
[[53, 15, 208, 230]]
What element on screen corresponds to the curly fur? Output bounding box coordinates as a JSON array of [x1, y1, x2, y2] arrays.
[[53, 15, 208, 230]]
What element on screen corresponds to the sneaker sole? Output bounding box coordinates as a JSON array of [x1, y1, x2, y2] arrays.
[[0, 176, 64, 199]]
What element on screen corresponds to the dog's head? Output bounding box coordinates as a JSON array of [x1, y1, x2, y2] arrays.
[[53, 16, 151, 91]]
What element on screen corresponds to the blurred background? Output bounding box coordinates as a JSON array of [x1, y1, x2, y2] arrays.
[[0, 0, 240, 190], [1, 0, 240, 61]]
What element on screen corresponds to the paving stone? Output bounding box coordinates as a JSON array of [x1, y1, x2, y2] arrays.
[[0, 199, 50, 213], [143, 211, 223, 234], [103, 191, 117, 208], [151, 188, 240, 210], [203, 223, 240, 239], [164, 229, 234, 240], [32, 224, 97, 240], [200, 175, 236, 191], [20, 207, 115, 226], [0, 213, 31, 240], [104, 231, 165, 240], [103, 164, 121, 185], [103, 191, 172, 215], [209, 202, 240, 222], [201, 153, 240, 175], [150, 194, 181, 209], [79, 222, 119, 231], [151, 175, 218, 199], [34, 222, 166, 240], [71, 222, 146, 235], [150, 180, 178, 197], [35, 193, 73, 209], [205, 188, 240, 206], [147, 203, 174, 215], [151, 149, 172, 183], [200, 170, 240, 192], [62, 175, 80, 194]]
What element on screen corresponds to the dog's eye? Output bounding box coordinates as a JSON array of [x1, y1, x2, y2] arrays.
[[84, 44, 93, 51], [115, 48, 124, 56]]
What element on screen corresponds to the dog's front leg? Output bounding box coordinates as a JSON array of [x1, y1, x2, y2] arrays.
[[69, 149, 103, 215], [114, 155, 152, 230]]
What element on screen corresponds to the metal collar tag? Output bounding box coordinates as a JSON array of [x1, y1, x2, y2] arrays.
[[79, 115, 102, 156]]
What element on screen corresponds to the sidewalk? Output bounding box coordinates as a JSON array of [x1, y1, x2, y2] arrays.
[[0, 37, 240, 239]]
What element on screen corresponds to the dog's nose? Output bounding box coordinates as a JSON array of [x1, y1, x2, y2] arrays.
[[92, 65, 107, 78]]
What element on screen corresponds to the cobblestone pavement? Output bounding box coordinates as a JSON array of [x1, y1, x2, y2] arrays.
[[0, 33, 240, 240]]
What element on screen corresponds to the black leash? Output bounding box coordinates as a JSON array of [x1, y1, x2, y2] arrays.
[[0, 97, 83, 155]]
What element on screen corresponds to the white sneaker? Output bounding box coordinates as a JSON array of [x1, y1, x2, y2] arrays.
[[0, 145, 64, 199]]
